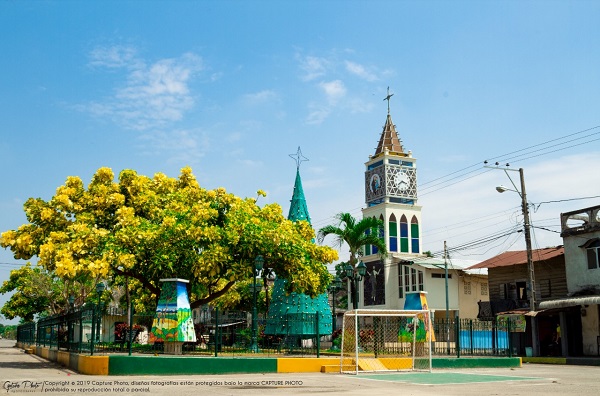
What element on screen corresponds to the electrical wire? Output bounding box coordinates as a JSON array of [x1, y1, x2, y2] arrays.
[[310, 124, 600, 234]]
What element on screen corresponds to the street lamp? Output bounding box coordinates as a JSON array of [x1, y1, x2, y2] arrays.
[[342, 261, 367, 310], [495, 167, 538, 356], [250, 255, 264, 353], [328, 276, 343, 332]]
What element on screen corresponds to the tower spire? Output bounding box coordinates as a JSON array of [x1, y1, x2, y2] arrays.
[[374, 87, 404, 157], [287, 147, 311, 223]]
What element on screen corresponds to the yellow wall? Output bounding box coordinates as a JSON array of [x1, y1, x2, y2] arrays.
[[78, 356, 109, 375], [277, 357, 344, 373]]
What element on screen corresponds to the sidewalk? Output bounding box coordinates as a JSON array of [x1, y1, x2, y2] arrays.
[[523, 355, 600, 366], [0, 339, 76, 379]]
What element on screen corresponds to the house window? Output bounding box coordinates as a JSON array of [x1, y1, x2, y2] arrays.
[[584, 239, 600, 270], [400, 265, 424, 296], [398, 267, 404, 298], [540, 279, 552, 298], [431, 273, 452, 279], [464, 281, 471, 295], [481, 283, 488, 296]]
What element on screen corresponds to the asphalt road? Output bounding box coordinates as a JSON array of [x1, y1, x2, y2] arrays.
[[2, 339, 600, 395]]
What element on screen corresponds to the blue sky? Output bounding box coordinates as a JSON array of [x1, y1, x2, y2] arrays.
[[1, 1, 600, 323]]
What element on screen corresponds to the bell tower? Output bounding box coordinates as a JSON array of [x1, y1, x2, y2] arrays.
[[361, 88, 423, 309]]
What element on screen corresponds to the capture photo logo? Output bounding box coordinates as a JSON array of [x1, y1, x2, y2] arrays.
[[3, 380, 44, 393]]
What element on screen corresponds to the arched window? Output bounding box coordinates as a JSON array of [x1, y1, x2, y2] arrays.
[[411, 216, 420, 253], [400, 214, 409, 253], [389, 213, 398, 252], [371, 215, 384, 254]]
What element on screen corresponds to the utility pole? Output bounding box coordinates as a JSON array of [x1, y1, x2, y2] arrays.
[[519, 168, 538, 356], [444, 241, 450, 355], [487, 164, 539, 356]]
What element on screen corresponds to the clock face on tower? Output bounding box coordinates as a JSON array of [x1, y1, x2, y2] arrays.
[[365, 164, 416, 204], [387, 165, 417, 199], [394, 170, 410, 191]]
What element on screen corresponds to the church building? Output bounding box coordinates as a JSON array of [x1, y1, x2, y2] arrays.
[[358, 91, 487, 319], [361, 90, 422, 309]]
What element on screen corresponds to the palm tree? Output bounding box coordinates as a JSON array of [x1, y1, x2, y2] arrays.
[[317, 212, 387, 309]]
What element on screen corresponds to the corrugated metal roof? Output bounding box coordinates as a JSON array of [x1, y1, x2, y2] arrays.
[[394, 255, 487, 275], [467, 246, 564, 269], [539, 296, 600, 309]]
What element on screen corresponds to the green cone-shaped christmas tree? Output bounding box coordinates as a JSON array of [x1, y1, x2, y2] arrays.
[[264, 148, 332, 338]]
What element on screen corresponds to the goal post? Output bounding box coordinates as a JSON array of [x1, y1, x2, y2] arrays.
[[340, 309, 433, 374]]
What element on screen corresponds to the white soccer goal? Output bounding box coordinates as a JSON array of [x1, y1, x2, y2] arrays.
[[340, 309, 433, 374]]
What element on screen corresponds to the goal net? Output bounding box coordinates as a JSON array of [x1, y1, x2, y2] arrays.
[[340, 309, 433, 374]]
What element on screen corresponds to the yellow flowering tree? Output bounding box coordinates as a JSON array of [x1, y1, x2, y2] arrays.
[[1, 167, 338, 312]]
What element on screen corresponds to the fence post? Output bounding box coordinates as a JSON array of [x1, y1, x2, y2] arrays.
[[128, 302, 134, 356], [214, 306, 219, 357], [507, 317, 512, 357], [90, 307, 96, 356], [492, 317, 497, 356], [469, 319, 474, 356], [77, 310, 82, 353], [316, 313, 320, 358], [455, 316, 461, 358]]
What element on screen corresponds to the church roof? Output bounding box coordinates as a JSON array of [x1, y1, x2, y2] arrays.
[[374, 113, 405, 157], [288, 168, 311, 223]]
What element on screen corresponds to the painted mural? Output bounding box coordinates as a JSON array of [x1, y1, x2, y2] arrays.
[[149, 279, 196, 343], [398, 291, 436, 342]]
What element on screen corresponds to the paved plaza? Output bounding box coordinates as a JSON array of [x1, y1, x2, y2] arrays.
[[2, 339, 600, 395]]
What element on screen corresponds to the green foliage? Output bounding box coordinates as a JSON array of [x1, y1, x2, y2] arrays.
[[317, 212, 387, 268], [0, 324, 17, 339], [0, 263, 95, 320]]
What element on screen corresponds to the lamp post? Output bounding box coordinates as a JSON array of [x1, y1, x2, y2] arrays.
[[342, 261, 367, 310], [250, 255, 264, 353], [495, 167, 538, 356], [328, 276, 342, 332]]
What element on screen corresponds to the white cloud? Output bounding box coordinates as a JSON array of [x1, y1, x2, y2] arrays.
[[137, 128, 209, 165], [88, 45, 140, 69], [85, 47, 203, 131], [298, 55, 329, 81], [227, 132, 243, 143], [305, 105, 331, 125], [242, 90, 278, 105], [345, 61, 378, 82], [319, 80, 346, 105]]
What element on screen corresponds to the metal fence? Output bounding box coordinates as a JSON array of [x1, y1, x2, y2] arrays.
[[17, 310, 515, 358], [432, 317, 515, 357]]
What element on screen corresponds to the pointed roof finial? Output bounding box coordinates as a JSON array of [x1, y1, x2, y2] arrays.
[[374, 87, 405, 157], [383, 86, 394, 114], [289, 146, 309, 170]]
